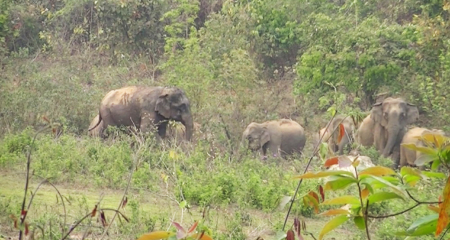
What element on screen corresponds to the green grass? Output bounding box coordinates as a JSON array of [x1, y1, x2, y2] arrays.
[[0, 129, 360, 239]]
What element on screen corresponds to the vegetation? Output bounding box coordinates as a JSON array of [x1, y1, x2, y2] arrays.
[[0, 0, 450, 239]]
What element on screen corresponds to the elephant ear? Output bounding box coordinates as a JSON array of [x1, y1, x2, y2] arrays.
[[260, 127, 271, 146], [406, 103, 419, 124], [155, 89, 172, 118], [371, 102, 387, 126]]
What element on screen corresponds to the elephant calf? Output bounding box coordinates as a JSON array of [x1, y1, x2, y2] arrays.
[[242, 119, 306, 159], [399, 127, 445, 169], [313, 115, 355, 156]]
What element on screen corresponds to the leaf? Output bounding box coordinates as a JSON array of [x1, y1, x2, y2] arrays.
[[436, 176, 450, 236], [368, 192, 404, 204], [172, 222, 186, 239], [337, 123, 345, 144], [353, 216, 365, 230], [318, 215, 348, 240], [278, 196, 292, 210], [308, 191, 320, 204], [408, 213, 439, 233], [422, 171, 446, 179], [359, 166, 396, 177], [397, 214, 438, 236], [361, 187, 370, 200], [303, 192, 320, 214], [294, 171, 355, 179], [352, 159, 360, 167], [179, 200, 187, 209], [367, 175, 406, 197], [401, 143, 436, 155], [25, 222, 29, 236], [191, 232, 213, 240], [91, 205, 97, 217], [400, 166, 421, 178], [421, 132, 447, 148], [319, 209, 350, 216], [404, 175, 421, 187], [324, 177, 357, 191], [319, 185, 325, 202], [322, 196, 360, 205], [286, 229, 295, 240], [415, 153, 438, 166], [187, 221, 198, 234], [136, 231, 175, 240], [100, 211, 107, 227], [324, 157, 339, 167]]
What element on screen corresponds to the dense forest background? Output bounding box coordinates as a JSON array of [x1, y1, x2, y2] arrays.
[[1, 0, 449, 141]]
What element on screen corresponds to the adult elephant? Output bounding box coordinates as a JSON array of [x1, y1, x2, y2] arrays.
[[88, 115, 103, 137], [89, 86, 193, 140], [371, 97, 419, 168], [399, 127, 445, 169], [355, 115, 375, 147], [242, 119, 306, 159]]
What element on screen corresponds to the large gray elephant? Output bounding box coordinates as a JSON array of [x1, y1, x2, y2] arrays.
[[89, 86, 193, 140], [242, 119, 306, 159], [371, 97, 419, 168], [399, 127, 445, 169]]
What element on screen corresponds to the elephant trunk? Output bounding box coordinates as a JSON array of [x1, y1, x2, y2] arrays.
[[182, 114, 193, 141], [382, 125, 401, 158]]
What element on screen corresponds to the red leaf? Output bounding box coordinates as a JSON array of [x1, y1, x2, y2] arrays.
[[436, 176, 450, 236], [338, 123, 345, 144], [309, 191, 320, 204], [187, 221, 198, 234], [286, 229, 295, 240], [91, 205, 97, 217], [25, 222, 29, 236], [21, 210, 27, 218], [100, 211, 107, 227], [172, 221, 186, 239], [122, 197, 128, 209], [324, 157, 339, 168], [319, 185, 325, 202]]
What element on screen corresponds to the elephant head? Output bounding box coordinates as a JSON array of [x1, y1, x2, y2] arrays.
[[242, 122, 270, 151], [155, 87, 193, 141], [371, 97, 419, 158]]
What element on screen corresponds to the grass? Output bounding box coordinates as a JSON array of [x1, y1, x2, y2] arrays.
[[0, 128, 360, 239]]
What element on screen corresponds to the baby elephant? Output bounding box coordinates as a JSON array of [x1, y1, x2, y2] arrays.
[[242, 119, 306, 159], [400, 127, 445, 168]]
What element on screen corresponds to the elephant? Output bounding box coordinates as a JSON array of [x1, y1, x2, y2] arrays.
[[88, 115, 104, 137], [313, 115, 355, 156], [355, 115, 375, 147], [370, 97, 419, 168], [242, 119, 306, 159], [89, 86, 193, 140], [399, 127, 445, 169], [328, 115, 355, 155]]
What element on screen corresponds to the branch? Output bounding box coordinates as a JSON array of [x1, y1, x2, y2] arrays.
[[282, 112, 338, 230]]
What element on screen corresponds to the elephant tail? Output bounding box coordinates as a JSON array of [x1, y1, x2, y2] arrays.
[[88, 113, 102, 131]]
